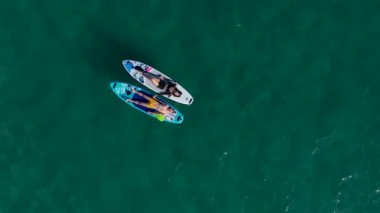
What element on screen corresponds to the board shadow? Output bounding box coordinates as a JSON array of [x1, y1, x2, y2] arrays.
[[79, 27, 155, 82]]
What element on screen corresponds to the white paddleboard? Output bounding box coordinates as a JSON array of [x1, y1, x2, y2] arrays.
[[122, 60, 194, 105]]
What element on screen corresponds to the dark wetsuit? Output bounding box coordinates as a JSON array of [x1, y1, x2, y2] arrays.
[[157, 79, 167, 90], [158, 81, 176, 96]]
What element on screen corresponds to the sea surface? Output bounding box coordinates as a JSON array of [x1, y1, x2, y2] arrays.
[[0, 0, 379, 212]]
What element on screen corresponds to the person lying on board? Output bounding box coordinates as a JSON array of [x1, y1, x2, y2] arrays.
[[125, 87, 175, 121], [134, 66, 183, 98]]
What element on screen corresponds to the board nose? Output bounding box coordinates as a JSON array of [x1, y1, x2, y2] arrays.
[[110, 82, 117, 89]]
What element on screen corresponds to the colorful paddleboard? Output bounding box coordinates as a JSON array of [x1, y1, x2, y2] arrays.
[[110, 82, 184, 124], [122, 60, 194, 105]]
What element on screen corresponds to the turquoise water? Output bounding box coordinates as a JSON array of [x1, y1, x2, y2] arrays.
[[1, 0, 380, 212]]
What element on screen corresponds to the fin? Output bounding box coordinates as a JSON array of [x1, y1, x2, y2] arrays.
[[177, 116, 183, 122]]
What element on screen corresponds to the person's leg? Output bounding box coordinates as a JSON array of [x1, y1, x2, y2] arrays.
[[134, 90, 154, 101], [154, 97, 166, 105], [137, 71, 163, 87], [126, 99, 147, 107], [130, 87, 153, 101], [151, 78, 160, 87], [141, 71, 161, 79]]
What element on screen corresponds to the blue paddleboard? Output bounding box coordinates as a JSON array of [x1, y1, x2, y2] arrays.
[[110, 82, 184, 124]]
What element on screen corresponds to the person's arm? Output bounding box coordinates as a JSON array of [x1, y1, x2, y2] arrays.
[[152, 95, 169, 106], [158, 91, 171, 96], [142, 71, 161, 79], [126, 99, 146, 106], [161, 76, 176, 84], [131, 88, 152, 100], [153, 91, 171, 100], [153, 91, 171, 97]]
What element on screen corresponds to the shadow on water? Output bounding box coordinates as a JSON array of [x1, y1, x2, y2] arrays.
[[79, 26, 155, 82]]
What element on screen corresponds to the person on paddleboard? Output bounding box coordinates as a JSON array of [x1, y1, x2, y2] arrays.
[[125, 87, 175, 121], [134, 66, 183, 98]]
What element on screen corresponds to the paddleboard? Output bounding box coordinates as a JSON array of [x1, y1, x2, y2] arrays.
[[110, 82, 184, 124], [122, 60, 194, 105]]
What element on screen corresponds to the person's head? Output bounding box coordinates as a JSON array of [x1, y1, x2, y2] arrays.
[[173, 88, 182, 97], [169, 87, 182, 97], [166, 106, 175, 114]]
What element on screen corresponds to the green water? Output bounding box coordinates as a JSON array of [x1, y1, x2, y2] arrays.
[[1, 0, 380, 212]]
